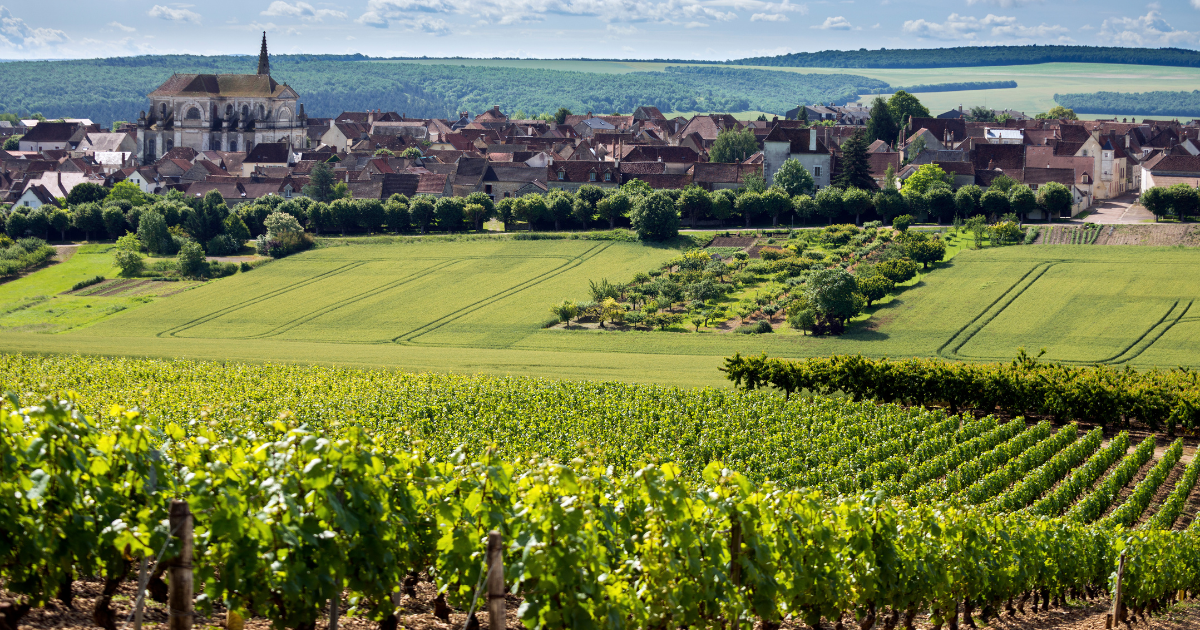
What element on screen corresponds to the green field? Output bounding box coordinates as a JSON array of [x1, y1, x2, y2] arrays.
[[396, 59, 1200, 119], [2, 240, 1198, 385]]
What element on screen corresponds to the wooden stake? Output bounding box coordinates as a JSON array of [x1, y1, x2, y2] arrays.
[[168, 500, 193, 630], [133, 556, 149, 630], [487, 531, 505, 630], [328, 594, 340, 630], [730, 517, 742, 587], [1111, 552, 1126, 625]]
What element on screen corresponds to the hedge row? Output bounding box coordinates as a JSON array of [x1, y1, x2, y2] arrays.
[[721, 351, 1200, 431]]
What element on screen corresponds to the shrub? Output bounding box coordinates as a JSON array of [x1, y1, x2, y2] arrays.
[[892, 214, 915, 232], [240, 259, 273, 273], [264, 211, 304, 238], [255, 231, 314, 258], [206, 234, 240, 256], [876, 257, 920, 284], [71, 275, 105, 291], [863, 220, 883, 229], [177, 240, 207, 277], [759, 247, 789, 261], [820, 224, 860, 246], [113, 248, 145, 277], [735, 320, 774, 334], [207, 261, 239, 278]]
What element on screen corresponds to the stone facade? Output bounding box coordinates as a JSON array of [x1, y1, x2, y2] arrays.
[[136, 34, 307, 165]]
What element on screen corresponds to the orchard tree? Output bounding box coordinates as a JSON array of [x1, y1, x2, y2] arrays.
[[980, 188, 1011, 218], [677, 186, 712, 228], [1139, 187, 1170, 222], [329, 199, 358, 235], [630, 191, 680, 241], [435, 196, 466, 232], [902, 163, 952, 195], [876, 257, 919, 284], [596, 192, 631, 229], [772, 159, 814, 197], [792, 194, 816, 226], [384, 194, 410, 233], [872, 189, 906, 225], [357, 199, 386, 233], [1008, 184, 1037, 222], [736, 191, 763, 228], [857, 275, 893, 307], [519, 195, 548, 231], [1037, 182, 1072, 222], [955, 185, 983, 218], [804, 268, 860, 334], [841, 187, 871, 226], [408, 195, 436, 233], [815, 186, 843, 225], [926, 187, 956, 224], [906, 236, 947, 268], [761, 187, 792, 227], [575, 184, 605, 211]]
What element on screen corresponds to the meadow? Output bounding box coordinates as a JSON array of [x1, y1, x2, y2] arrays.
[[2, 237, 1199, 384], [397, 59, 1200, 119]]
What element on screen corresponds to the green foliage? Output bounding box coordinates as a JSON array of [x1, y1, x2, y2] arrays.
[[891, 214, 914, 232], [876, 257, 919, 283], [955, 185, 983, 217], [1, 135, 18, 151], [65, 182, 108, 206], [106, 180, 146, 207], [980, 188, 1011, 217], [435, 196, 467, 232], [902, 164, 952, 195], [224, 212, 251, 242], [857, 274, 893, 306], [893, 80, 1017, 93], [905, 236, 946, 268], [302, 162, 338, 202], [872, 190, 906, 224], [772, 159, 814, 197], [709, 128, 759, 163], [887, 91, 930, 125], [804, 267, 860, 332], [986, 174, 1019, 194], [630, 192, 680, 241], [814, 186, 843, 225], [1008, 184, 1038, 219], [865, 96, 897, 147], [965, 106, 995, 122], [729, 45, 1200, 69], [1037, 182, 1072, 221], [177, 240, 207, 277], [834, 130, 877, 191]]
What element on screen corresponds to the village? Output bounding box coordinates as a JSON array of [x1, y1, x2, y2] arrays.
[[3, 36, 1199, 223]]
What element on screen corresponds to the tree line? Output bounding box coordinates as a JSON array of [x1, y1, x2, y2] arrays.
[[1053, 90, 1200, 118], [0, 56, 889, 126], [730, 45, 1200, 69], [890, 80, 1017, 94]]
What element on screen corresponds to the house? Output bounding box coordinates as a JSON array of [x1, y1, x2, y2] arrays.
[[482, 164, 545, 199], [762, 126, 832, 189], [1140, 154, 1200, 193], [14, 184, 60, 210], [241, 142, 293, 176], [984, 128, 1023, 145], [689, 162, 762, 191], [19, 122, 82, 152], [77, 133, 137, 154], [547, 161, 620, 191]]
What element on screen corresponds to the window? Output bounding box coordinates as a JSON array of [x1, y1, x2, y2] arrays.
[[229, 140, 237, 152], [285, 188, 292, 198], [604, 172, 611, 182], [589, 172, 596, 181], [484, 185, 493, 194], [186, 107, 201, 120], [558, 171, 565, 181], [814, 166, 821, 177]]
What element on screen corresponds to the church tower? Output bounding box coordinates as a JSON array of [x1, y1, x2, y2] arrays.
[[257, 32, 270, 75]]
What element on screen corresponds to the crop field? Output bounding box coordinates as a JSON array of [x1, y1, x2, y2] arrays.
[[2, 240, 1199, 384], [395, 59, 1200, 118]]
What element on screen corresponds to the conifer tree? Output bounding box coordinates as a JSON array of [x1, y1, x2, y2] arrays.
[[835, 130, 877, 191]]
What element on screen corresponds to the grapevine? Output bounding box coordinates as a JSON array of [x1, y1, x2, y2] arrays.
[[1066, 436, 1156, 523]]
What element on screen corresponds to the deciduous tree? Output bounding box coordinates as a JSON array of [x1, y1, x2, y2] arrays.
[[772, 158, 814, 197], [866, 96, 897, 147], [630, 191, 680, 241], [709, 128, 759, 163]]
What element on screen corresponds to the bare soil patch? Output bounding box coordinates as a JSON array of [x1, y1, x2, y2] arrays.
[[708, 236, 757, 248], [1095, 224, 1200, 247]]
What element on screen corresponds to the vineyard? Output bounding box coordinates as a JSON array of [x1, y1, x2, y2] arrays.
[[2, 354, 1200, 630]]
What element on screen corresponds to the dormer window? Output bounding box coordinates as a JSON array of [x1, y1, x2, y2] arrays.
[[558, 170, 565, 181], [604, 172, 611, 182], [589, 172, 596, 182]]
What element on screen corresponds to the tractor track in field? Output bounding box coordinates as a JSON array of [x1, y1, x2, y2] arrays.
[[156, 262, 366, 338], [938, 261, 1058, 361], [394, 242, 612, 347]]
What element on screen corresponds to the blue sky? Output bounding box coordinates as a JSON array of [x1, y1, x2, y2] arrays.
[[0, 0, 1197, 60]]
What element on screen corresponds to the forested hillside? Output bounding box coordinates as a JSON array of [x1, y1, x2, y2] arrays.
[[893, 80, 1017, 93], [730, 45, 1200, 68], [1054, 90, 1200, 117], [0, 56, 886, 126]]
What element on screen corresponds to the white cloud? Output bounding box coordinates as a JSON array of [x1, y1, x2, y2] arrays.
[[108, 21, 136, 33], [710, 0, 807, 14], [751, 12, 788, 20], [606, 23, 638, 34], [358, 0, 736, 28], [262, 1, 348, 21], [814, 15, 851, 29], [902, 13, 1068, 41], [149, 5, 202, 24], [1193, 0, 1200, 9], [871, 22, 879, 28], [0, 6, 68, 50], [1099, 11, 1198, 46]]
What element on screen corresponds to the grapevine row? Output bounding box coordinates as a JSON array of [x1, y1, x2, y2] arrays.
[[3, 397, 1199, 630], [1142, 454, 1200, 530], [963, 424, 1078, 505], [1030, 431, 1130, 517], [895, 418, 1020, 499], [936, 421, 1052, 499], [1101, 439, 1184, 528], [987, 427, 1103, 513], [1066, 436, 1156, 523]]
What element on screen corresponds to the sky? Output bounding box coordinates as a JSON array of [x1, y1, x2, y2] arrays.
[[0, 0, 1198, 60]]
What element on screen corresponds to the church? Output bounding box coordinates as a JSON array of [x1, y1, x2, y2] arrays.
[[137, 34, 307, 164]]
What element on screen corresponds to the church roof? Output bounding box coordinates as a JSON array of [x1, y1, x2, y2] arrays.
[[149, 73, 292, 99]]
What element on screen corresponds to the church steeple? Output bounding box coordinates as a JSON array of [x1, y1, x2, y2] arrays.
[[257, 32, 270, 75]]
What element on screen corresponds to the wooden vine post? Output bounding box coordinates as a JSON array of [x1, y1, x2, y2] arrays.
[[486, 531, 504, 630], [168, 500, 194, 630], [1107, 552, 1126, 630]]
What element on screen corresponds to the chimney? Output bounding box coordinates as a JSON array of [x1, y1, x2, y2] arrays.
[[368, 111, 375, 125], [493, 105, 500, 115], [809, 130, 816, 152]]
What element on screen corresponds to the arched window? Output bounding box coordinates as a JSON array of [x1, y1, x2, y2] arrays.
[[278, 108, 292, 122], [159, 103, 167, 118], [186, 107, 201, 120], [257, 104, 265, 120], [242, 105, 249, 119], [226, 104, 234, 118]]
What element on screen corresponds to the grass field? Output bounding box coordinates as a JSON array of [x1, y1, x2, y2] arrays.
[[393, 58, 1200, 119], [2, 239, 1199, 385]]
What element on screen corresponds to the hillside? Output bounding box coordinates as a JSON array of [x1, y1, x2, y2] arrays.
[[0, 56, 886, 126], [729, 45, 1200, 69]]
